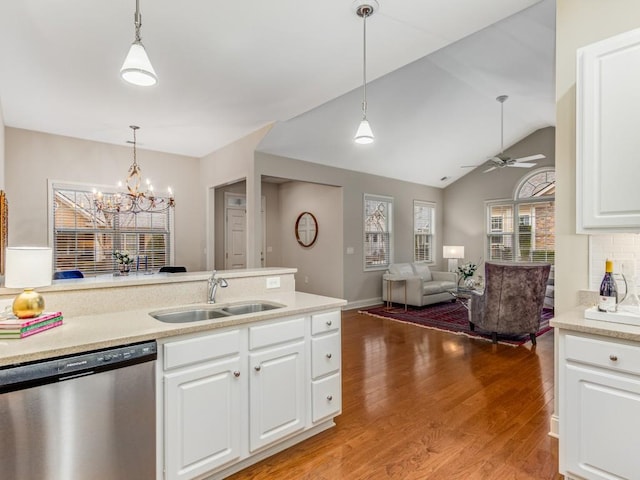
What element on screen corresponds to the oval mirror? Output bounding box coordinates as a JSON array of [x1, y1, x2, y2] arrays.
[[295, 212, 318, 247]]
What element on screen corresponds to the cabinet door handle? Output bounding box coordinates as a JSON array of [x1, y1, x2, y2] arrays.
[[254, 365, 261, 371], [326, 320, 332, 326], [609, 354, 618, 362], [326, 353, 332, 359], [327, 395, 333, 401], [233, 371, 241, 377]]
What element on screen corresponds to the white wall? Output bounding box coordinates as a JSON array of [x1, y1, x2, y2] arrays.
[[4, 128, 204, 270], [278, 181, 343, 299], [0, 98, 4, 189], [443, 127, 556, 269], [556, 0, 640, 313]]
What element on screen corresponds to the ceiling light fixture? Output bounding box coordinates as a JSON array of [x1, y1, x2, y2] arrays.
[[94, 126, 174, 214], [120, 0, 157, 87], [354, 1, 378, 144]]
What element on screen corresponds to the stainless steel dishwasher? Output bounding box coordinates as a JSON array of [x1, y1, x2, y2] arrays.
[[0, 340, 157, 480]]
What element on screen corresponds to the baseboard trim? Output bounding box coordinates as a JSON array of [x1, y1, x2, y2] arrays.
[[548, 413, 559, 438], [344, 297, 382, 311]]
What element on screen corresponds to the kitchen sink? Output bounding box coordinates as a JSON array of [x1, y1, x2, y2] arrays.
[[220, 302, 282, 315], [150, 302, 284, 323], [150, 308, 232, 323]]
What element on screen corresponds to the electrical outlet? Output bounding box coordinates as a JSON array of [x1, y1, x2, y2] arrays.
[[266, 277, 280, 289], [346, 247, 354, 255], [304, 276, 309, 283]]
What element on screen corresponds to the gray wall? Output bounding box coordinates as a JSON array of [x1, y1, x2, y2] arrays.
[[254, 152, 444, 306], [4, 127, 204, 271], [278, 181, 343, 299], [443, 127, 556, 270]]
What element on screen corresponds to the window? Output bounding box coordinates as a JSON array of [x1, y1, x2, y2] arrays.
[[51, 183, 173, 275], [414, 200, 435, 262], [486, 169, 555, 264], [364, 194, 393, 270]]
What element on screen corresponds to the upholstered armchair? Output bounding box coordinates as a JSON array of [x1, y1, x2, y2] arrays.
[[469, 261, 551, 345]]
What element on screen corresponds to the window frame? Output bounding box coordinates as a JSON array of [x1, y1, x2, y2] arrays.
[[48, 180, 175, 276], [413, 200, 435, 263], [484, 168, 555, 264], [363, 193, 393, 271]]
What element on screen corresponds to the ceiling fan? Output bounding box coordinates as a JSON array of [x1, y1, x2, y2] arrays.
[[463, 95, 545, 173]]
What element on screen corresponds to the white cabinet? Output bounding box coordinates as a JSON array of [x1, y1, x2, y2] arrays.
[[310, 310, 341, 423], [576, 28, 640, 233], [248, 317, 306, 451], [158, 309, 342, 480], [162, 330, 242, 480], [559, 331, 640, 479]]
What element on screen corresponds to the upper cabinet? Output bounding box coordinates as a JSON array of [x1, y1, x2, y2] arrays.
[[576, 28, 640, 233]]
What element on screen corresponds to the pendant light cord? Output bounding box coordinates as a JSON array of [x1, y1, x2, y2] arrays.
[[134, 0, 142, 42], [362, 10, 368, 118]]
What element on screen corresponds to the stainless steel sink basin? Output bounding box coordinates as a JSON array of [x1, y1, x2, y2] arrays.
[[220, 302, 282, 315], [150, 308, 231, 323], [150, 302, 284, 323]]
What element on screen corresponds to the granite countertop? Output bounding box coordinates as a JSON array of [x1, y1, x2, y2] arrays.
[[551, 306, 640, 342], [0, 291, 346, 367]]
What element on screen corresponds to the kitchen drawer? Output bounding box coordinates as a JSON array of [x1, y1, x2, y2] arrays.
[[311, 373, 341, 423], [311, 311, 340, 336], [565, 333, 640, 376], [164, 329, 241, 370], [311, 332, 341, 379], [249, 317, 305, 350]]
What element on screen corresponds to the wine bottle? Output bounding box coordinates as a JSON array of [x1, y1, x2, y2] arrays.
[[598, 259, 618, 312]]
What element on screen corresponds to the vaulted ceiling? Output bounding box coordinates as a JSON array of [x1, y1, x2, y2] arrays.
[[0, 0, 555, 187]]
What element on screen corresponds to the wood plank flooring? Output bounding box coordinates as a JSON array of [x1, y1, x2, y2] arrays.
[[226, 308, 562, 479]]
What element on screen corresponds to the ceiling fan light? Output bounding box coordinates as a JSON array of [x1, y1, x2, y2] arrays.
[[120, 41, 157, 86], [355, 118, 374, 144]]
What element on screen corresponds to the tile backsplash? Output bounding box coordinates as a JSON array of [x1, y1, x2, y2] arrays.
[[590, 233, 640, 290]]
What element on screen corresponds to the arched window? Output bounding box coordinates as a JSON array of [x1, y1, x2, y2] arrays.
[[486, 168, 555, 264]]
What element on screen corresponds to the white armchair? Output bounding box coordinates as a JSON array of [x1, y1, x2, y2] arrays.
[[382, 262, 457, 307]]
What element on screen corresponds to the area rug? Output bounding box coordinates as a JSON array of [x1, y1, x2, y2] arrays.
[[358, 301, 553, 347]]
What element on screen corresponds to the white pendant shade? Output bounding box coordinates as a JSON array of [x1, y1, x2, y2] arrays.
[[354, 118, 374, 144], [120, 41, 157, 87]]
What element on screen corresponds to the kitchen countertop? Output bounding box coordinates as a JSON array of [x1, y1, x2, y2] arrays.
[[551, 306, 640, 342], [0, 291, 346, 367]]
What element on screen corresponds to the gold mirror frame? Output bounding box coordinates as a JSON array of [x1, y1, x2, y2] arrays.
[[0, 191, 7, 275], [295, 212, 318, 248]]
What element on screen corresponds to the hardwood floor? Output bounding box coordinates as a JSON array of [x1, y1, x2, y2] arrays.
[[226, 308, 562, 479]]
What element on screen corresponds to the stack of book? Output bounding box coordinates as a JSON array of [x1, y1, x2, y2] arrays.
[[0, 311, 63, 339]]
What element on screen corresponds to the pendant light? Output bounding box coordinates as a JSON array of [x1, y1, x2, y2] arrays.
[[120, 0, 158, 87], [354, 1, 378, 144]]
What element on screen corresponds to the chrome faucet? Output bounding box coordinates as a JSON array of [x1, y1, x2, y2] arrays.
[[207, 270, 228, 304]]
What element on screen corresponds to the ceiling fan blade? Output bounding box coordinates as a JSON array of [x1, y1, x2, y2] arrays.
[[483, 166, 497, 173], [508, 162, 536, 168], [514, 154, 545, 163]]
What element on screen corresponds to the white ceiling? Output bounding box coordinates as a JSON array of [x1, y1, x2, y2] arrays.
[[0, 0, 554, 187]]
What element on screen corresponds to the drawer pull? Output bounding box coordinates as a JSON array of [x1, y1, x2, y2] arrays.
[[327, 395, 333, 401], [254, 365, 261, 371], [326, 320, 333, 326], [233, 371, 240, 377], [609, 354, 618, 362], [326, 353, 332, 359]]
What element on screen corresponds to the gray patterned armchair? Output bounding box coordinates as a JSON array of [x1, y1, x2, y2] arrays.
[[469, 261, 551, 345]]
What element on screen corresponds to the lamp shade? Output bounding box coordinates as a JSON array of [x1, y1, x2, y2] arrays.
[[443, 245, 465, 259], [120, 41, 157, 86], [354, 118, 374, 144], [4, 247, 53, 288]]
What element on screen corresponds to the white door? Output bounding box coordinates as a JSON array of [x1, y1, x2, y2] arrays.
[[164, 356, 242, 480], [225, 208, 246, 269], [248, 341, 306, 452]]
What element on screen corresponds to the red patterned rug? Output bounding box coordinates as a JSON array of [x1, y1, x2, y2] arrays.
[[358, 301, 553, 347]]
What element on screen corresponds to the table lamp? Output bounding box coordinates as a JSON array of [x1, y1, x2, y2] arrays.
[[4, 247, 53, 318], [443, 245, 465, 273]]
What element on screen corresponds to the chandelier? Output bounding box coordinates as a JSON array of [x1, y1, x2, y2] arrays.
[[93, 126, 174, 214]]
